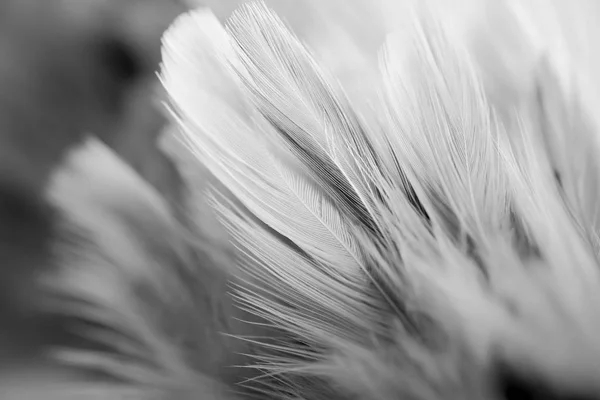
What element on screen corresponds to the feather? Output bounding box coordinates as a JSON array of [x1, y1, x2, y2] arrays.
[[162, 10, 398, 395], [162, 1, 600, 399], [41, 137, 249, 398], [162, 3, 506, 399], [11, 0, 600, 399]]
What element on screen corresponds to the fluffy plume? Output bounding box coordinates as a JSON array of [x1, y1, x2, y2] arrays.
[[19, 0, 600, 399], [161, 1, 600, 399]]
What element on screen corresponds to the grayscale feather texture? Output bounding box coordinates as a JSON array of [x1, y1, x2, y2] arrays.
[[17, 0, 600, 399], [159, 1, 600, 399]]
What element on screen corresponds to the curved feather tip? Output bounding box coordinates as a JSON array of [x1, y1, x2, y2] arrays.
[[158, 1, 600, 399]]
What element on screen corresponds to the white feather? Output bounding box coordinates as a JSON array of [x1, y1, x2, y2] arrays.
[[161, 0, 600, 399]]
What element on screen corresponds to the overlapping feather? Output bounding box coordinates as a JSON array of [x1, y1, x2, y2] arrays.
[[162, 1, 600, 399], [163, 4, 490, 398]]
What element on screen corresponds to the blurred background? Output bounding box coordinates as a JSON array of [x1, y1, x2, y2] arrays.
[[0, 0, 193, 391]]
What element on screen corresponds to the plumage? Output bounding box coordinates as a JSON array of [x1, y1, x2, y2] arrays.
[[159, 1, 600, 399], [4, 1, 600, 400]]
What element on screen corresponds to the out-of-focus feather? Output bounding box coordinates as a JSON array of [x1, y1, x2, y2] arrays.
[[529, 59, 600, 255], [0, 0, 188, 370], [44, 137, 248, 398], [380, 7, 508, 246]]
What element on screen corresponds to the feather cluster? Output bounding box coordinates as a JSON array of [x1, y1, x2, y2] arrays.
[[158, 1, 600, 399], [33, 1, 600, 399]]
